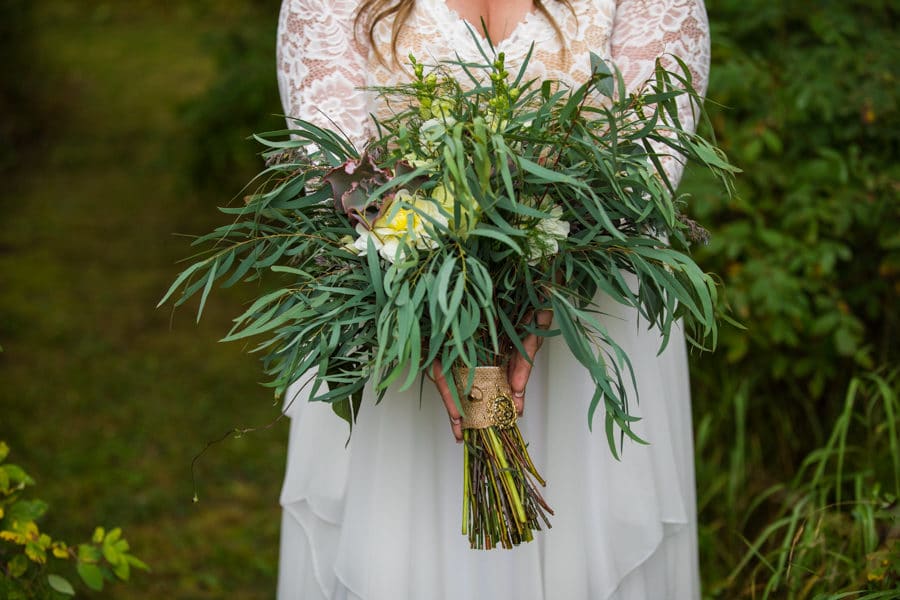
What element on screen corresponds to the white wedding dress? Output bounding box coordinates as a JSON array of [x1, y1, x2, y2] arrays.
[[274, 1, 710, 598]]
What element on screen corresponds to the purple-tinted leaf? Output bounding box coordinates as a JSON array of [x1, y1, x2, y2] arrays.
[[323, 149, 393, 227]]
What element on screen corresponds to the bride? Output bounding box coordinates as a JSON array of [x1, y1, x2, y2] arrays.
[[275, 1, 709, 598]]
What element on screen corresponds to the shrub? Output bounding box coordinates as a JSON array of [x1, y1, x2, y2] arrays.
[[684, 0, 900, 595], [0, 442, 147, 598]]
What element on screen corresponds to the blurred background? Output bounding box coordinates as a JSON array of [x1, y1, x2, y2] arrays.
[[0, 0, 897, 598]]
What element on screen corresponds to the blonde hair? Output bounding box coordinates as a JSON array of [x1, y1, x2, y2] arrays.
[[354, 0, 575, 65]]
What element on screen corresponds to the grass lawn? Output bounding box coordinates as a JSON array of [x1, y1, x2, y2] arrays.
[[1, 2, 288, 597]]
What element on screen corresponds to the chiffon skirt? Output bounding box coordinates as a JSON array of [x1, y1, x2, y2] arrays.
[[276, 288, 700, 600]]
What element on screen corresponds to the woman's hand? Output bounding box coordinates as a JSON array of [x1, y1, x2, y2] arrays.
[[431, 309, 554, 441], [430, 358, 465, 442], [506, 309, 553, 416]]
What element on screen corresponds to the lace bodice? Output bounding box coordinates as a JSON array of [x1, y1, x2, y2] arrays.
[[276, 0, 709, 186]]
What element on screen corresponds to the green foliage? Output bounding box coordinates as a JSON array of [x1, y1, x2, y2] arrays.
[[690, 0, 898, 399], [4, 0, 892, 595], [684, 0, 900, 596], [1, 4, 285, 596], [161, 49, 734, 456], [0, 442, 148, 598], [697, 371, 900, 598]]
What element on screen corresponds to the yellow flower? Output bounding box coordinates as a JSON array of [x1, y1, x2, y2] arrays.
[[377, 207, 415, 234], [352, 189, 447, 263]]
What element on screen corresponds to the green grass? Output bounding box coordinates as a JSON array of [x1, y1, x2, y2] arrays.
[[0, 3, 287, 597], [692, 369, 900, 597]]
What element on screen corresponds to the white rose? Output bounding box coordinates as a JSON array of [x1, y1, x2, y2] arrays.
[[526, 205, 571, 265]]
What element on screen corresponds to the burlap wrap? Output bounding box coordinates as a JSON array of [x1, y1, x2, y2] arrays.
[[451, 365, 517, 430]]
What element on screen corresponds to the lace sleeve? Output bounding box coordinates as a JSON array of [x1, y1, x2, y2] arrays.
[[276, 0, 372, 149], [610, 0, 710, 189]]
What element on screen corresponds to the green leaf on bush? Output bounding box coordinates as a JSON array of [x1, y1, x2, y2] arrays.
[[77, 543, 102, 563], [24, 540, 47, 564], [104, 527, 122, 544], [126, 553, 150, 571], [102, 538, 121, 565], [3, 464, 35, 486], [7, 554, 28, 578], [6, 499, 48, 523], [47, 574, 75, 596], [0, 442, 144, 593], [76, 562, 105, 591], [112, 555, 130, 581], [3, 588, 27, 600]]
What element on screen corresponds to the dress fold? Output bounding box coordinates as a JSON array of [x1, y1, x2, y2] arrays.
[[278, 290, 699, 599]]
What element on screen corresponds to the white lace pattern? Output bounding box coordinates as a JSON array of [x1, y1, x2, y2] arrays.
[[277, 0, 709, 186]]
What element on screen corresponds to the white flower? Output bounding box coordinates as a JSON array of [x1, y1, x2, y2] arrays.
[[352, 222, 377, 254], [526, 206, 571, 265], [536, 206, 571, 238]]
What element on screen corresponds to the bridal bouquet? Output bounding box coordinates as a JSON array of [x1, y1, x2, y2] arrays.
[[160, 48, 735, 549]]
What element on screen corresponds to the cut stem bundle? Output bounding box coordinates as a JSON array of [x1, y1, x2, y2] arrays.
[[454, 365, 553, 549]]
